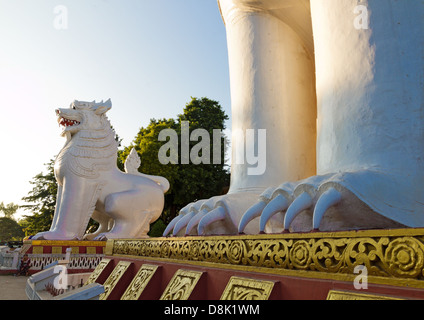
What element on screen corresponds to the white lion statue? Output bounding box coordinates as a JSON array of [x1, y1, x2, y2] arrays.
[[33, 99, 169, 240]]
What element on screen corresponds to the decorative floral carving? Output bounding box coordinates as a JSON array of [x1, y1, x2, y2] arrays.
[[385, 237, 424, 278], [160, 241, 171, 258], [120, 264, 158, 300], [160, 270, 203, 300], [227, 240, 246, 264], [100, 261, 131, 300], [289, 240, 311, 269], [85, 258, 111, 285], [220, 276, 274, 300], [109, 229, 424, 287], [311, 238, 345, 273], [189, 241, 200, 260]]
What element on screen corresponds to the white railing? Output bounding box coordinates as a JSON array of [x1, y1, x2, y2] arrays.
[[0, 250, 103, 272], [26, 261, 104, 300], [0, 250, 20, 270], [28, 253, 104, 271]]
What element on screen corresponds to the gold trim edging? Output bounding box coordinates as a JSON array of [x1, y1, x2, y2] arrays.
[[24, 240, 106, 247], [106, 228, 424, 289], [326, 290, 403, 300]]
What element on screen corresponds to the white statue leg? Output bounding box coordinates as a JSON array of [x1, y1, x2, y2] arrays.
[[31, 185, 63, 240], [243, 0, 424, 233], [164, 0, 317, 236], [33, 176, 101, 240], [307, 0, 424, 230], [95, 186, 164, 240], [49, 184, 63, 230], [83, 209, 113, 240]]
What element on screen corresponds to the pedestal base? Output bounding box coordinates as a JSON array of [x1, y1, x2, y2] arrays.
[[86, 228, 424, 300]]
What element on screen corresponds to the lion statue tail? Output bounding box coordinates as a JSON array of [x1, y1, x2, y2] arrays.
[[124, 148, 170, 193]]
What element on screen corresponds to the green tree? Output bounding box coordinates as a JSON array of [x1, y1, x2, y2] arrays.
[[0, 202, 19, 219], [119, 97, 230, 235], [0, 202, 24, 241], [175, 97, 230, 207], [20, 159, 57, 236], [0, 217, 25, 242]]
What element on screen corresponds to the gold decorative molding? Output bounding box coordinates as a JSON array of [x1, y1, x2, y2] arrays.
[[120, 264, 159, 300], [85, 258, 111, 285], [100, 261, 132, 300], [221, 276, 274, 300], [109, 228, 424, 289], [326, 290, 403, 300], [160, 269, 203, 300]]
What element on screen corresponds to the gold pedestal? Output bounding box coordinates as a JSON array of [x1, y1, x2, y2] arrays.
[[83, 228, 424, 299]]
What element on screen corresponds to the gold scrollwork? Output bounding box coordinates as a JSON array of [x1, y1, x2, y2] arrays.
[[110, 229, 424, 287], [120, 264, 159, 300], [100, 261, 132, 300], [85, 258, 111, 285], [221, 276, 274, 300], [160, 269, 203, 300]]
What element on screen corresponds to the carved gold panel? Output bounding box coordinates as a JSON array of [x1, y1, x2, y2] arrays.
[[160, 269, 203, 300], [120, 264, 159, 300], [326, 290, 403, 300], [220, 276, 274, 300], [85, 258, 111, 285], [32, 246, 43, 254], [100, 261, 132, 300], [51, 247, 62, 254], [86, 247, 96, 255], [71, 247, 80, 254]]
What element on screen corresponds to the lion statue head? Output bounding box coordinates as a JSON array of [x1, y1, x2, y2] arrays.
[[56, 99, 112, 137]]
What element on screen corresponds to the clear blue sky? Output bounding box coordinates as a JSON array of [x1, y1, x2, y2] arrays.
[[0, 0, 231, 219]]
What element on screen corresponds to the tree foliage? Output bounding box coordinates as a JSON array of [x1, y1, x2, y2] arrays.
[[0, 217, 25, 242], [20, 159, 57, 236], [119, 97, 230, 233], [0, 202, 19, 219], [0, 202, 24, 241]]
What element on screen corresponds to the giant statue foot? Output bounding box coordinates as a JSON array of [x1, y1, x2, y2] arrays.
[[163, 192, 261, 237], [164, 170, 423, 236], [238, 170, 417, 234]]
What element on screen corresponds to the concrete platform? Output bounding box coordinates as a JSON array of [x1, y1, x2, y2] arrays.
[[0, 275, 29, 300]]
